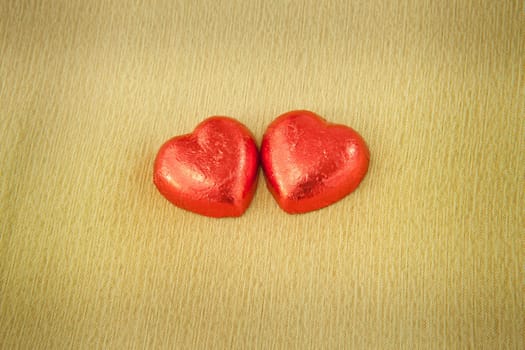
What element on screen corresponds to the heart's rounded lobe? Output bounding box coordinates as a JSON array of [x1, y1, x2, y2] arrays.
[[261, 110, 369, 214], [153, 117, 258, 217]]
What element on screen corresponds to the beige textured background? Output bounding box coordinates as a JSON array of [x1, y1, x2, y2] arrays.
[[1, 0, 523, 348]]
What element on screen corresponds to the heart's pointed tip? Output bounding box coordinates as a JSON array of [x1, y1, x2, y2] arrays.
[[197, 209, 245, 219], [156, 193, 252, 218]]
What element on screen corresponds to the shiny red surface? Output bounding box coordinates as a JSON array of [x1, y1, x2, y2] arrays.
[[153, 117, 258, 218], [261, 110, 369, 214]]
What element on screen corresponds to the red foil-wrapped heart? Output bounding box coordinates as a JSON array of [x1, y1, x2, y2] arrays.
[[261, 110, 370, 214], [153, 117, 258, 217]]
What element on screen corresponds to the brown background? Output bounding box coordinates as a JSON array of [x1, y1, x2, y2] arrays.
[[1, 0, 523, 348]]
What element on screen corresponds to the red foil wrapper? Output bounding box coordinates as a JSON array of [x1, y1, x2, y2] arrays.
[[153, 117, 258, 218], [261, 110, 370, 214]]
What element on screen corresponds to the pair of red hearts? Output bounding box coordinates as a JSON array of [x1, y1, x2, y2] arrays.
[[153, 110, 370, 217]]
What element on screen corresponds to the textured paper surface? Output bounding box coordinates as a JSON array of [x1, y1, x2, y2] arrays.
[[1, 0, 523, 348]]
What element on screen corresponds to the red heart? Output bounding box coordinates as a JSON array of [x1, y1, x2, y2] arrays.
[[261, 110, 370, 214], [153, 117, 258, 217]]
